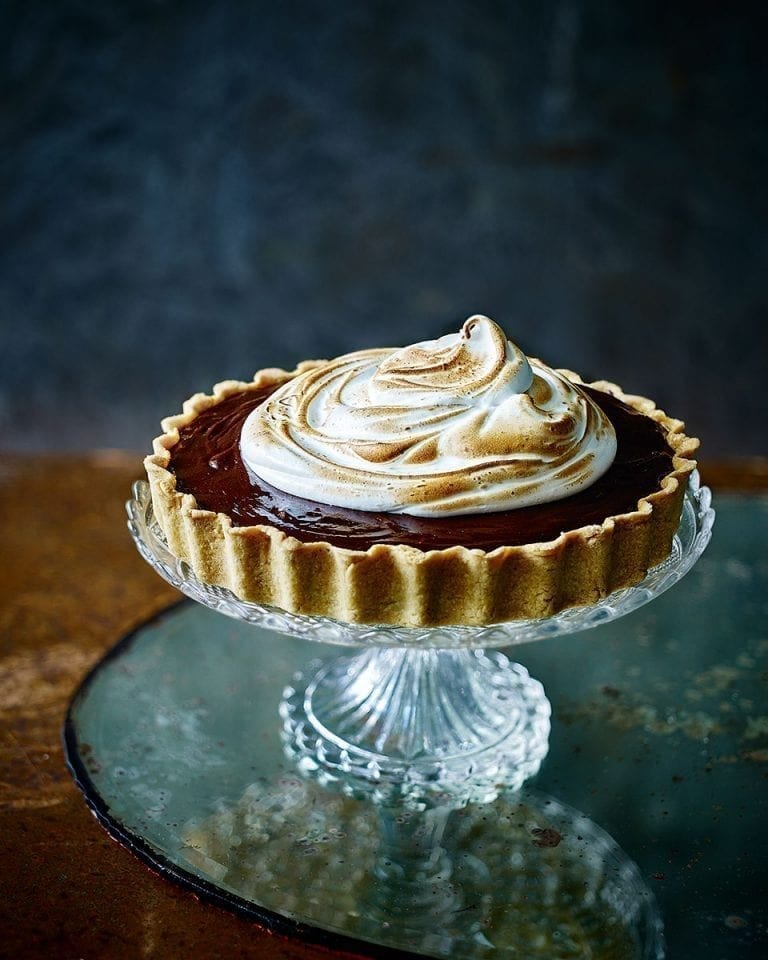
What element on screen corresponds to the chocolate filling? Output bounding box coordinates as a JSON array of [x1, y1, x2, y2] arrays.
[[169, 385, 674, 551]]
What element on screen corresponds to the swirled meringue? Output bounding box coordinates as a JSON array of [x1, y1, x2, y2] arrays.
[[240, 316, 617, 517]]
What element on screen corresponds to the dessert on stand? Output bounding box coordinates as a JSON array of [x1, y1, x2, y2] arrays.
[[144, 315, 697, 626], [66, 317, 713, 958]]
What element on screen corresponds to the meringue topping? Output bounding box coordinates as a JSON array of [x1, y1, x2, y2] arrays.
[[240, 316, 617, 517]]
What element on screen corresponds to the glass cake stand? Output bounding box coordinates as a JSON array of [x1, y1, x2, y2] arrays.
[[126, 474, 713, 806], [64, 473, 712, 958]]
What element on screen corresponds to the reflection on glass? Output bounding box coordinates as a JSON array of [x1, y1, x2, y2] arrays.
[[182, 777, 664, 959]]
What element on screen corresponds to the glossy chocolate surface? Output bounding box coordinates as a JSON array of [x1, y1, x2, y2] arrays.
[[170, 385, 674, 551]]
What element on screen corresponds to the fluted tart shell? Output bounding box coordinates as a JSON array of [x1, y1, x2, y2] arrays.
[[145, 363, 698, 627]]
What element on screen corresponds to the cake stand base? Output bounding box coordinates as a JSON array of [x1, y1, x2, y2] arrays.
[[282, 646, 550, 805], [65, 602, 663, 959]]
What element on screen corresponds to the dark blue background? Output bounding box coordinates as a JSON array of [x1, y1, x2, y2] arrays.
[[1, 1, 766, 455]]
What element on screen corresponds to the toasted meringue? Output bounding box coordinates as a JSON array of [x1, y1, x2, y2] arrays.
[[240, 316, 617, 517]]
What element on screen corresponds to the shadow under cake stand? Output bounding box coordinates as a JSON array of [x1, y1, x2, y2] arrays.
[[64, 475, 713, 958]]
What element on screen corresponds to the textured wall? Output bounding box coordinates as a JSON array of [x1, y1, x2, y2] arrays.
[[1, 0, 766, 456]]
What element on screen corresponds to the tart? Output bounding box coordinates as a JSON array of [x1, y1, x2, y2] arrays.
[[145, 317, 698, 626]]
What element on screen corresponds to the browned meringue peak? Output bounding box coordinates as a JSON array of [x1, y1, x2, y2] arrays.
[[240, 316, 617, 516]]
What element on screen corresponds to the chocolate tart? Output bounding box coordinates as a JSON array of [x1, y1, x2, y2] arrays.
[[145, 363, 698, 626]]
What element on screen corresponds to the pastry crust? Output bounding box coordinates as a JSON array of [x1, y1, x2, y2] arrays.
[[145, 364, 698, 627]]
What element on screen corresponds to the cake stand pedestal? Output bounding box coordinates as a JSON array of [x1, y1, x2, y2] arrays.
[[281, 645, 549, 805], [63, 475, 713, 958]]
